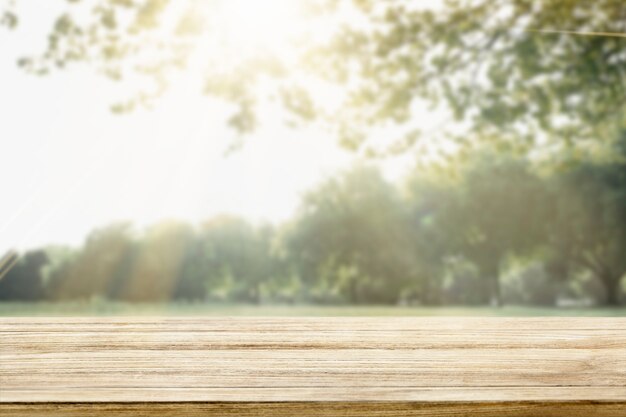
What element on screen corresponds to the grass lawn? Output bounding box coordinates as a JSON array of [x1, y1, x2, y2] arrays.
[[0, 301, 625, 316]]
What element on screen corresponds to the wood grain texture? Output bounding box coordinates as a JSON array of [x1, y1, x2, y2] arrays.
[[1, 317, 625, 416]]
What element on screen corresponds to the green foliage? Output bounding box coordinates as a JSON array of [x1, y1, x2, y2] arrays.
[[5, 1, 625, 152], [0, 250, 48, 301], [452, 155, 550, 304], [545, 137, 626, 304], [325, 0, 626, 150], [0, 10, 17, 29], [47, 222, 136, 300], [119, 221, 196, 301], [200, 216, 283, 304], [404, 174, 458, 305], [1, 149, 625, 306], [287, 165, 416, 304], [406, 153, 551, 305]]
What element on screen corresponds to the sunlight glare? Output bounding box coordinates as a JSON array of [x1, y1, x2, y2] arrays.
[[217, 0, 304, 53]]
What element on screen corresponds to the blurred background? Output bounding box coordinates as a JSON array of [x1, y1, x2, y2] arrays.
[[0, 0, 625, 315]]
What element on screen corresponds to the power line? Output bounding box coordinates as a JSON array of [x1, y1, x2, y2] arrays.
[[527, 28, 626, 39]]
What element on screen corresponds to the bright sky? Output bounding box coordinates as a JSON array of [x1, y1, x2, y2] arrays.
[[0, 1, 430, 254]]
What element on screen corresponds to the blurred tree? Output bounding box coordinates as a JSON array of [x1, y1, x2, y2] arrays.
[[502, 262, 558, 306], [4, 1, 624, 153], [441, 154, 549, 306], [48, 222, 135, 300], [0, 250, 48, 301], [119, 220, 195, 301], [404, 174, 458, 305], [200, 216, 281, 304], [288, 165, 416, 304], [545, 138, 626, 305], [442, 259, 489, 306], [315, 0, 626, 151], [0, 250, 19, 282], [171, 233, 209, 302]]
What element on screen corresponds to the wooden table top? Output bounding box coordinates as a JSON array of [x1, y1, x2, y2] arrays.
[[1, 317, 625, 416]]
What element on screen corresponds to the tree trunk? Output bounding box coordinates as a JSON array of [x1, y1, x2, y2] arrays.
[[488, 263, 502, 307], [348, 279, 359, 304], [491, 279, 502, 307], [422, 273, 441, 306], [598, 271, 623, 306], [251, 282, 261, 305]]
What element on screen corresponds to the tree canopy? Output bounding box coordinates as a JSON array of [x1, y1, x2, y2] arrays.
[[3, 0, 625, 154], [1, 1, 625, 307], [2, 152, 624, 306]]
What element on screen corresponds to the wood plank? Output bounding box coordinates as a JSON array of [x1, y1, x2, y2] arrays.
[[3, 401, 626, 417], [1, 317, 625, 416], [3, 316, 626, 331]]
